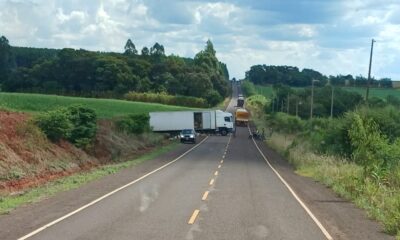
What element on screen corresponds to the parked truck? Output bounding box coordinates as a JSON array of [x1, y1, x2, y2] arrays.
[[149, 110, 234, 136], [235, 108, 249, 126]]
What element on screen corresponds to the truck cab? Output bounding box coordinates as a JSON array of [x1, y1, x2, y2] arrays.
[[215, 110, 234, 135]]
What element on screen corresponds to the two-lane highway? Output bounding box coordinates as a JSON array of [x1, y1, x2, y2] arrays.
[[19, 86, 330, 240]]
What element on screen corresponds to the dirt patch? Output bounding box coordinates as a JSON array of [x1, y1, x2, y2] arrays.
[[0, 111, 166, 195]]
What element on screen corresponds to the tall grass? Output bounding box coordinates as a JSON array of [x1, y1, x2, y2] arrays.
[[267, 134, 400, 237], [0, 92, 193, 118]]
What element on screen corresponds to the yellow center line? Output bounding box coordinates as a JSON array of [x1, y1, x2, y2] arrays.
[[209, 178, 215, 185], [214, 171, 218, 176], [188, 209, 200, 224], [218, 164, 221, 169], [202, 191, 209, 201]]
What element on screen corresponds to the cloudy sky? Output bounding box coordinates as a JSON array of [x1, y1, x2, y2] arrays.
[[1, 0, 400, 79]]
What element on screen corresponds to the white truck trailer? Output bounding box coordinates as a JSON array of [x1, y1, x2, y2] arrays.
[[149, 110, 234, 136]]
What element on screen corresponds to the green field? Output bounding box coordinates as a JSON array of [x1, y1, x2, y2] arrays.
[[255, 85, 400, 99], [0, 93, 193, 118]]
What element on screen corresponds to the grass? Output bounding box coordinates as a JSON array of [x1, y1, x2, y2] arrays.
[[245, 96, 400, 238], [256, 121, 400, 238], [255, 85, 400, 99], [0, 141, 179, 215], [0, 92, 194, 118]]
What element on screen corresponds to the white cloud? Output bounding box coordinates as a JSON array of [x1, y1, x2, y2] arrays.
[[1, 0, 400, 79]]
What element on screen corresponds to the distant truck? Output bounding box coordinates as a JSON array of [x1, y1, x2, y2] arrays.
[[149, 110, 234, 136], [235, 108, 249, 126], [237, 96, 245, 107]]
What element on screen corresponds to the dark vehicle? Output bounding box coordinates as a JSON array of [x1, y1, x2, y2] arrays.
[[180, 129, 196, 143], [237, 96, 245, 107]]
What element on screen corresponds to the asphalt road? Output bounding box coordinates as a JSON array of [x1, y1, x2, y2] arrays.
[[18, 85, 329, 240]]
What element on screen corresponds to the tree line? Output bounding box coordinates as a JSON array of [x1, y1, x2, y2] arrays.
[[0, 36, 230, 106], [245, 64, 393, 88]]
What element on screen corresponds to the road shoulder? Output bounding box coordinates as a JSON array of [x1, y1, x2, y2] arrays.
[[253, 139, 394, 240]]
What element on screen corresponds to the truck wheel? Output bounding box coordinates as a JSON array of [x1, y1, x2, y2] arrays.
[[221, 129, 227, 136]]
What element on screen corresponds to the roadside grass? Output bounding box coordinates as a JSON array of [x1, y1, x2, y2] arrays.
[[0, 141, 179, 215], [255, 84, 400, 99], [265, 131, 400, 238], [0, 92, 193, 118], [246, 95, 400, 238]]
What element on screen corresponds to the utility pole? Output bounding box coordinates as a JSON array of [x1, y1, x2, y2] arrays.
[[287, 93, 290, 114], [330, 85, 334, 118], [310, 79, 318, 120], [366, 39, 376, 102]]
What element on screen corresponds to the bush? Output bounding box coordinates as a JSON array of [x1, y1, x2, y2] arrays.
[[124, 91, 208, 108], [267, 112, 305, 134], [205, 90, 222, 107], [35, 109, 73, 142], [116, 114, 150, 134], [66, 105, 97, 148], [35, 105, 97, 148]]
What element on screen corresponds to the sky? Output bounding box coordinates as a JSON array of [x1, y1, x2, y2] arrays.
[[1, 0, 400, 80]]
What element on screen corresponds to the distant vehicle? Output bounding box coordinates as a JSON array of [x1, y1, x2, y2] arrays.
[[235, 108, 249, 126], [179, 129, 196, 143], [237, 96, 245, 107], [149, 110, 234, 136]]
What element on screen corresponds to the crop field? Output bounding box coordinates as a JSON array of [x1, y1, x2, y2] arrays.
[[255, 85, 400, 99], [0, 93, 193, 118]]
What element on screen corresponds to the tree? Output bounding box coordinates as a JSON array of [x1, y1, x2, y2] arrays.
[[124, 39, 138, 55], [150, 42, 165, 56], [0, 36, 14, 82], [141, 46, 149, 56]]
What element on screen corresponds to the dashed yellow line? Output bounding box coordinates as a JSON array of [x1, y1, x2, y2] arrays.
[[202, 191, 209, 201], [214, 171, 218, 176], [188, 209, 200, 224], [209, 178, 215, 185]]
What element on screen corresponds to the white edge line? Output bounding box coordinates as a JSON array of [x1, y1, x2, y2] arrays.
[[248, 127, 333, 240], [18, 136, 209, 240]]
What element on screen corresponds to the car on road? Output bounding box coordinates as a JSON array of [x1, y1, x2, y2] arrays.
[[180, 129, 196, 143]]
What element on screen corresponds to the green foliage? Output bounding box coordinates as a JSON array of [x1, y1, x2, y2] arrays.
[[357, 106, 400, 143], [35, 109, 73, 142], [66, 105, 97, 148], [124, 91, 208, 108], [116, 114, 150, 134], [245, 64, 392, 88], [35, 105, 97, 148], [1, 37, 229, 103], [205, 90, 223, 107], [0, 92, 192, 118], [266, 112, 305, 134], [348, 113, 400, 178], [258, 85, 363, 119], [241, 80, 256, 96]]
